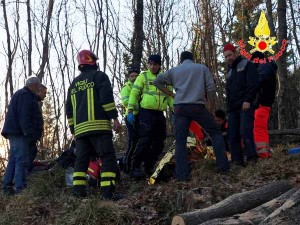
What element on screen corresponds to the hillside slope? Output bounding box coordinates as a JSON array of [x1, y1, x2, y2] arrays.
[[0, 146, 300, 225]]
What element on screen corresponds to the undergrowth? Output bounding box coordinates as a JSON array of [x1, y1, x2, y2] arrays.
[[0, 145, 299, 225]]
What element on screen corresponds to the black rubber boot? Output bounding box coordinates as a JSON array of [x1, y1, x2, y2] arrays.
[[130, 168, 144, 179], [73, 186, 87, 198], [3, 186, 15, 196], [100, 185, 124, 201]]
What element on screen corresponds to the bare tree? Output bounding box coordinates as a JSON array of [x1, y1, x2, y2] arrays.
[[276, 0, 288, 129], [144, 0, 188, 70], [288, 0, 300, 58], [131, 0, 144, 68], [27, 0, 33, 77], [37, 0, 54, 81], [2, 0, 19, 109]]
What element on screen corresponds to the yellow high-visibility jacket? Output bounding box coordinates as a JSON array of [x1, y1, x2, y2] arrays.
[[121, 80, 138, 115], [128, 70, 173, 112]]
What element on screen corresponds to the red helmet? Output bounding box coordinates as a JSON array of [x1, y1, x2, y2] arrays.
[[77, 50, 98, 66]]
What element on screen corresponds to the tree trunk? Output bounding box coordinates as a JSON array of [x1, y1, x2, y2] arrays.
[[172, 180, 292, 225], [276, 0, 288, 129], [260, 188, 300, 224], [37, 0, 54, 81], [199, 188, 298, 225], [268, 129, 300, 135], [2, 0, 14, 110], [27, 0, 32, 77], [265, 0, 276, 37], [287, 0, 300, 58], [131, 0, 144, 68]]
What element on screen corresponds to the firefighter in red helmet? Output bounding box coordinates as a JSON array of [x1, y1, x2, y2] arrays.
[[77, 50, 99, 69], [66, 49, 121, 200]]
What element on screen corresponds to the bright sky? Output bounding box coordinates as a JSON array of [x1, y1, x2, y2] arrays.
[[0, 0, 194, 157]]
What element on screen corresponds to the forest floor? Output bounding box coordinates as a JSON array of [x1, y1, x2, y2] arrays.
[[0, 142, 300, 225]]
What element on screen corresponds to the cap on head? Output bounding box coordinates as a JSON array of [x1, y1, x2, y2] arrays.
[[148, 54, 161, 65], [223, 43, 236, 53], [77, 50, 98, 66], [128, 66, 140, 75], [180, 51, 194, 63]]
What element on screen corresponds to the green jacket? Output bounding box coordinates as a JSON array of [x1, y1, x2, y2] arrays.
[[128, 70, 173, 112], [66, 69, 118, 138], [121, 80, 138, 115]]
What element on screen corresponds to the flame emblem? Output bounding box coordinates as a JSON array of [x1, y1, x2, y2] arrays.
[[248, 11, 277, 54]]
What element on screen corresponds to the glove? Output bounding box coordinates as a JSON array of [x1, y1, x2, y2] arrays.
[[127, 112, 135, 126]]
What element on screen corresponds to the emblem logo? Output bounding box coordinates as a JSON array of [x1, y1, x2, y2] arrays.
[[238, 11, 287, 64], [248, 11, 277, 54]]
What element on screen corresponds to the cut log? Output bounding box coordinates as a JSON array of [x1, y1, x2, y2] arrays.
[[268, 129, 300, 135], [269, 129, 300, 144], [259, 188, 300, 224], [172, 180, 292, 225], [199, 188, 298, 225]]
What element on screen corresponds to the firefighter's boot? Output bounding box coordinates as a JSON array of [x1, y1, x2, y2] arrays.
[[73, 172, 87, 198]]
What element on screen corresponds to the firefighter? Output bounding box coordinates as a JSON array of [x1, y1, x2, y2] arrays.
[[120, 66, 140, 173], [127, 54, 173, 178], [66, 50, 121, 199], [251, 51, 277, 158]]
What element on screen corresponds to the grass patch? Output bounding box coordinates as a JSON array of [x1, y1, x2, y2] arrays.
[[0, 144, 299, 225]]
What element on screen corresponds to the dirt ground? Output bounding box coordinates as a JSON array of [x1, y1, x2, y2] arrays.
[[0, 144, 300, 225]]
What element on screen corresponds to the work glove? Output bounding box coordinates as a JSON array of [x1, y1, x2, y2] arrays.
[[127, 112, 135, 126]]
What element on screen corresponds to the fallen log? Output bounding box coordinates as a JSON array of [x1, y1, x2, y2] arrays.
[[172, 180, 292, 225], [269, 129, 300, 144], [199, 188, 298, 225], [259, 188, 300, 224], [269, 129, 300, 135]]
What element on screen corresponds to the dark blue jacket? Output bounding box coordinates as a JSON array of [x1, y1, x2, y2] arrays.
[[226, 56, 260, 112], [1, 86, 36, 138], [257, 61, 277, 107], [33, 96, 44, 141]]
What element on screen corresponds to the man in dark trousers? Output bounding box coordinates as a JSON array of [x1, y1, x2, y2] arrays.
[[66, 50, 121, 199], [153, 51, 229, 181], [1, 76, 40, 195], [251, 51, 277, 158], [120, 66, 140, 173], [223, 43, 259, 166], [127, 54, 173, 178], [28, 84, 47, 172]]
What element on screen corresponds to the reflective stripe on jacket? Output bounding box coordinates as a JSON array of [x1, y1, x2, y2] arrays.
[[128, 70, 173, 112], [66, 69, 118, 138]]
